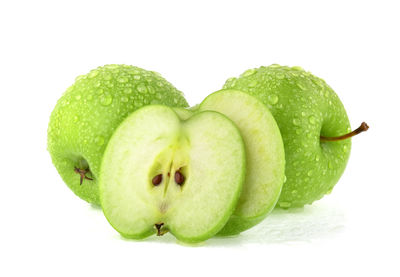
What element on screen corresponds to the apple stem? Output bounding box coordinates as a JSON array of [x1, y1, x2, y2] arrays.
[[320, 122, 369, 142], [74, 167, 93, 185]]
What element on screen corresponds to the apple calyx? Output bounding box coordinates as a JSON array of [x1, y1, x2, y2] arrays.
[[320, 122, 369, 142], [74, 167, 93, 185], [155, 223, 168, 236]]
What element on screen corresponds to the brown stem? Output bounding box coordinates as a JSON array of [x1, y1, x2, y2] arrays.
[[155, 223, 168, 236], [74, 167, 93, 185], [320, 122, 369, 142]]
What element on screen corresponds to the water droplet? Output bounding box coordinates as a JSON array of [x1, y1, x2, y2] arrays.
[[267, 94, 279, 105], [224, 77, 237, 88], [87, 94, 93, 100], [308, 115, 316, 124], [326, 187, 334, 194], [343, 145, 348, 153], [88, 70, 99, 78], [295, 172, 301, 176], [103, 74, 112, 81], [301, 111, 306, 117], [96, 89, 104, 95], [307, 170, 313, 177], [100, 94, 113, 106], [94, 81, 101, 87], [292, 66, 304, 71], [297, 82, 306, 90], [137, 84, 147, 93], [73, 115, 79, 122], [295, 129, 301, 135], [118, 76, 128, 83], [315, 155, 320, 162], [248, 80, 258, 87], [121, 96, 129, 103], [276, 72, 285, 79], [241, 68, 256, 77], [328, 161, 333, 169], [75, 75, 86, 82], [124, 88, 133, 94], [283, 175, 287, 183], [75, 95, 81, 100], [291, 190, 298, 194], [134, 75, 141, 80], [293, 118, 300, 126], [95, 136, 105, 146], [279, 202, 291, 209]]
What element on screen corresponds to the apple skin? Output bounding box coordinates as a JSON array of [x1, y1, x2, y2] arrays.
[[223, 65, 351, 208], [47, 65, 188, 205]]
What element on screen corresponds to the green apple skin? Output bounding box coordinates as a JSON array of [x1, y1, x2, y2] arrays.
[[100, 105, 246, 243], [224, 65, 351, 208], [198, 90, 285, 235], [47, 65, 188, 205]]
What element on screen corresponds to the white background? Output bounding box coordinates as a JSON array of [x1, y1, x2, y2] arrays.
[[0, 1, 399, 276]]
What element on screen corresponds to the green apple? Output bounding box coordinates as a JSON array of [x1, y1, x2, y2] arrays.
[[198, 90, 285, 235], [47, 65, 188, 205], [100, 105, 246, 243], [223, 65, 368, 208]]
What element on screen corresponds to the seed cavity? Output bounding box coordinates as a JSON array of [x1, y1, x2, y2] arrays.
[[175, 170, 185, 185], [152, 174, 163, 186]]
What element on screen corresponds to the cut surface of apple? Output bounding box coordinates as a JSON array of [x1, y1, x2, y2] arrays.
[[198, 90, 285, 235], [100, 105, 246, 243]]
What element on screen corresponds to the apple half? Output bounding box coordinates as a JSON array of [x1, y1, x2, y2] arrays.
[[99, 105, 246, 243], [198, 89, 285, 235]]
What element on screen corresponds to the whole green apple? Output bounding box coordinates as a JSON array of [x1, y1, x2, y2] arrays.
[[48, 65, 188, 205], [223, 65, 368, 208]]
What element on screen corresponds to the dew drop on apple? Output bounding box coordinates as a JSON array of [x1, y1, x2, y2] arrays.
[[118, 76, 128, 83], [276, 72, 285, 79], [267, 94, 279, 105], [75, 95, 81, 100], [308, 116, 316, 124], [293, 118, 300, 126], [241, 68, 256, 77], [100, 94, 113, 106], [96, 88, 104, 95], [73, 115, 79, 122], [88, 70, 99, 78], [137, 84, 147, 93], [121, 96, 129, 103], [103, 73, 112, 81], [124, 87, 132, 94], [307, 170, 313, 176], [279, 202, 291, 208], [95, 136, 105, 146], [134, 75, 141, 80]]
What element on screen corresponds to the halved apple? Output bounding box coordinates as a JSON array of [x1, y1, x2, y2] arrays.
[[100, 105, 246, 243]]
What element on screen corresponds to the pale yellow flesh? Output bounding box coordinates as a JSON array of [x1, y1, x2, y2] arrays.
[[100, 105, 245, 242], [199, 90, 285, 234]]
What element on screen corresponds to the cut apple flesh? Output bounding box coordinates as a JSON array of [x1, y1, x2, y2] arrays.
[[199, 89, 285, 235], [100, 105, 245, 243]]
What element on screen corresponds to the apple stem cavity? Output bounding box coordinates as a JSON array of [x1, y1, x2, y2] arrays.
[[155, 223, 168, 236], [74, 167, 93, 185], [320, 122, 369, 142]]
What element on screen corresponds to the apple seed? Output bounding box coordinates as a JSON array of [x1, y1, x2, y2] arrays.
[[175, 170, 185, 185], [152, 174, 163, 186]]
